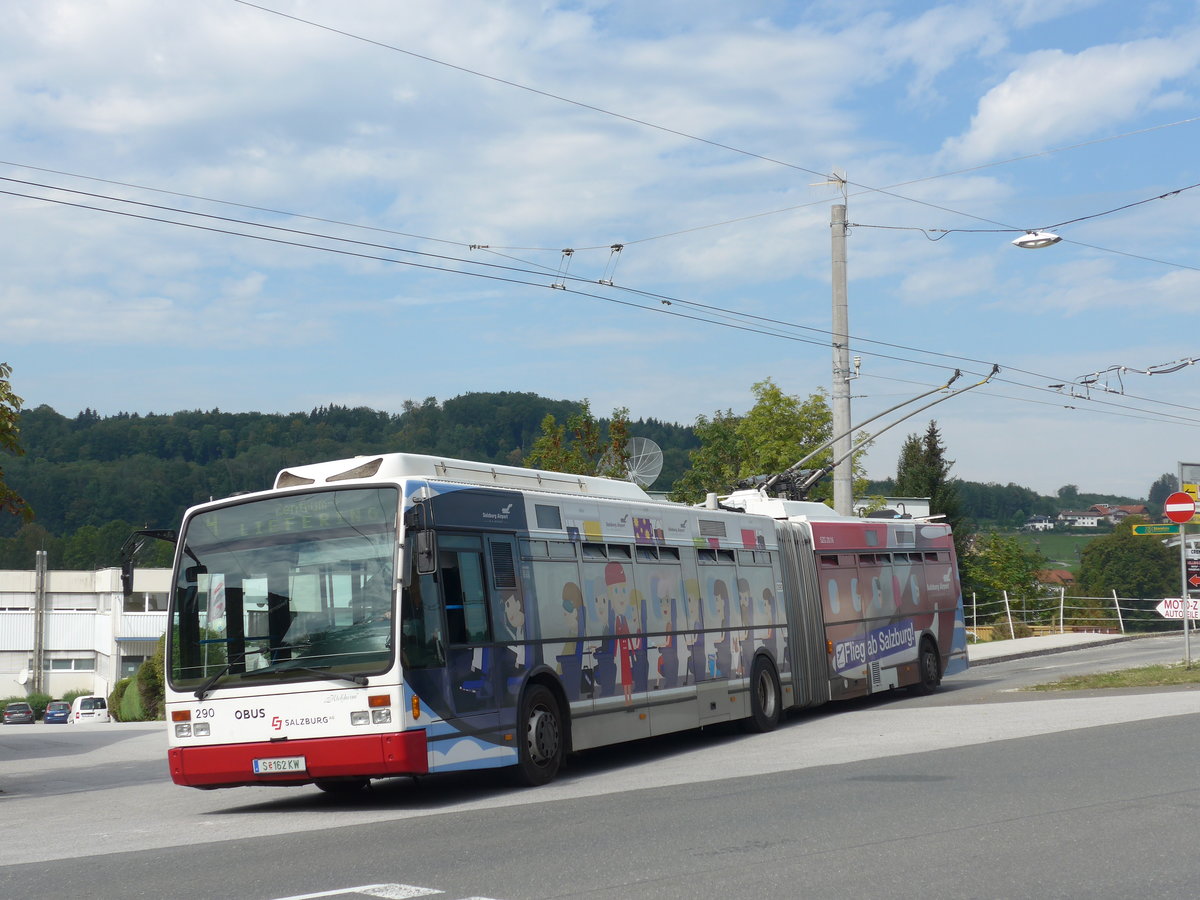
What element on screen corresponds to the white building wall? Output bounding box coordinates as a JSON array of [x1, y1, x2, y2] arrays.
[[0, 567, 169, 699]]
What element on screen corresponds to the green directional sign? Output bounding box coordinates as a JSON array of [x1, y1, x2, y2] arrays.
[[1133, 524, 1180, 535]]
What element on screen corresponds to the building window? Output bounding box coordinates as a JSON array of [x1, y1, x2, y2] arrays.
[[121, 656, 149, 678], [42, 657, 95, 671]]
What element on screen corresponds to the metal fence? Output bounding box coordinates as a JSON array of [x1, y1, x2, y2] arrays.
[[967, 588, 1192, 638]]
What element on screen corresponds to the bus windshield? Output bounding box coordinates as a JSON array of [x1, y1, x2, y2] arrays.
[[169, 487, 399, 691]]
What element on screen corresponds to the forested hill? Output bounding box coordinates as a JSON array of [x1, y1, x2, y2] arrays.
[[0, 393, 699, 545], [0, 393, 1145, 569]]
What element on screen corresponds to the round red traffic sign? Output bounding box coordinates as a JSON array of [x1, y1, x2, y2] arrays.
[[1163, 491, 1196, 524]]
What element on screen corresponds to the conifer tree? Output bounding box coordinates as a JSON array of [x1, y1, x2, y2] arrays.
[[895, 421, 966, 557]]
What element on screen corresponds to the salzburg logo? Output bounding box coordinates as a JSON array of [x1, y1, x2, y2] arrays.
[[272, 716, 282, 730]]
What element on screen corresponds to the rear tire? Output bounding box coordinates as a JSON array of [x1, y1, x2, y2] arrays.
[[513, 684, 563, 786], [910, 638, 942, 695], [743, 656, 782, 733]]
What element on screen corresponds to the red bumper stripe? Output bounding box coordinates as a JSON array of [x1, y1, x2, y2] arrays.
[[169, 730, 428, 788]]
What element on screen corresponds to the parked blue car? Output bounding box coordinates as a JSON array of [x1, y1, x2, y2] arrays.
[[43, 700, 70, 724]]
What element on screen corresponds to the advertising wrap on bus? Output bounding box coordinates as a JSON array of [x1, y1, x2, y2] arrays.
[[159, 452, 968, 792]]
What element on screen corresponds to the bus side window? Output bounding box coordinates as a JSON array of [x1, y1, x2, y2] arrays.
[[441, 543, 493, 645], [400, 571, 445, 668]]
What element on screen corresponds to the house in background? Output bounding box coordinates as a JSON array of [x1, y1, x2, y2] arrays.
[[1036, 569, 1077, 591], [1088, 503, 1148, 525], [1057, 510, 1100, 528]]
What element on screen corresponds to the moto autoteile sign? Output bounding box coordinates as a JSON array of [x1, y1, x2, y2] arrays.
[[1155, 598, 1200, 619]]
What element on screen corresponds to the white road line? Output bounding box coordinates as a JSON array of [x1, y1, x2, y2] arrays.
[[271, 884, 442, 900]]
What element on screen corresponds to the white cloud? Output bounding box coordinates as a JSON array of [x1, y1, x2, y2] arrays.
[[943, 34, 1200, 163]]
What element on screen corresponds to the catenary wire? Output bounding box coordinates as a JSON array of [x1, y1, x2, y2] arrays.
[[8, 181, 1200, 430], [230, 0, 1200, 256], [0, 174, 1138, 398]]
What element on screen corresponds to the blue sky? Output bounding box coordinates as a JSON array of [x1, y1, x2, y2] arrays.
[[2, 0, 1199, 499]]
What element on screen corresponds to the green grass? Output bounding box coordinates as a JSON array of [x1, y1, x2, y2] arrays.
[[1011, 532, 1097, 569], [1026, 663, 1200, 691]]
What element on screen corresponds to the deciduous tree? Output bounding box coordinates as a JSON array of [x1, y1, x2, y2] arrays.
[[960, 532, 1045, 620], [670, 378, 864, 503], [1078, 521, 1175, 629], [523, 400, 631, 478], [0, 363, 32, 523], [1147, 472, 1178, 515]]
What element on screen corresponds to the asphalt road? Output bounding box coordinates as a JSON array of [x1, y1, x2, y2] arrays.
[[2, 634, 1197, 900]]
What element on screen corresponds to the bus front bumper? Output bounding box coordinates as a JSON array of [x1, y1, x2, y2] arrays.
[[168, 730, 429, 788]]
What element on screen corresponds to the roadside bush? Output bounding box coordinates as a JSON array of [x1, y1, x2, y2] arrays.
[[109, 678, 131, 722], [135, 635, 166, 720], [62, 689, 91, 706], [990, 619, 1034, 640]]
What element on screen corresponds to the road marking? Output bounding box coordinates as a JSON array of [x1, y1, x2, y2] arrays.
[[270, 884, 503, 900], [271, 885, 441, 900]]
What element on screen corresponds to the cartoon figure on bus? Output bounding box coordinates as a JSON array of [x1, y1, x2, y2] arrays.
[[499, 591, 527, 699], [759, 587, 781, 664], [736, 577, 755, 677], [631, 588, 649, 695], [708, 579, 732, 679], [684, 578, 705, 684], [558, 581, 587, 701], [653, 577, 679, 689], [613, 574, 635, 705], [590, 582, 615, 698]]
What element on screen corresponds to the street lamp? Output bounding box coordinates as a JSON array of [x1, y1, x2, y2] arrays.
[[1012, 230, 1062, 249]]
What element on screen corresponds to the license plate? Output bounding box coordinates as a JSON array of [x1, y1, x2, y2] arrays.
[[252, 756, 306, 774]]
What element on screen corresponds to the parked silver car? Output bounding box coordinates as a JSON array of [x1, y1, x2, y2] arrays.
[[3, 702, 34, 724]]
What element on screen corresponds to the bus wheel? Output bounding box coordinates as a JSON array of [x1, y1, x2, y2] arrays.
[[315, 778, 369, 795], [910, 638, 942, 695], [744, 656, 782, 733], [514, 684, 563, 786]]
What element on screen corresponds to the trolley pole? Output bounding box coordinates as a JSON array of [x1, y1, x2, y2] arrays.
[[830, 202, 852, 516]]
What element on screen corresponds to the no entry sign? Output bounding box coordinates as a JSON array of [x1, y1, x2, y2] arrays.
[[1163, 491, 1196, 524]]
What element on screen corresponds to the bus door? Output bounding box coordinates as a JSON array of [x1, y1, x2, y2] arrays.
[[434, 533, 504, 726], [483, 535, 530, 716]]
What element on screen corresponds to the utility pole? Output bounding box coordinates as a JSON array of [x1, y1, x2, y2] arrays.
[[32, 549, 47, 694], [830, 202, 852, 515]]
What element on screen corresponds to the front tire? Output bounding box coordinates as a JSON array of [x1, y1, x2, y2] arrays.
[[514, 684, 563, 786], [743, 656, 782, 733], [315, 777, 369, 795]]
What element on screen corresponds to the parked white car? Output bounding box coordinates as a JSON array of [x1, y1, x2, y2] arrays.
[[69, 695, 111, 724]]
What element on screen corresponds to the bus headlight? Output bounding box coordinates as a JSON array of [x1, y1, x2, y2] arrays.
[[193, 722, 211, 737], [175, 723, 192, 738], [350, 710, 370, 726], [371, 708, 391, 725]]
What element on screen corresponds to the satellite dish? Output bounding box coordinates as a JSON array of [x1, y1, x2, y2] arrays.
[[17, 669, 29, 685], [624, 437, 663, 488]]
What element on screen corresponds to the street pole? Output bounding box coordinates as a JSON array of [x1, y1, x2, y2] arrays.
[[1181, 524, 1191, 668], [830, 202, 852, 516]]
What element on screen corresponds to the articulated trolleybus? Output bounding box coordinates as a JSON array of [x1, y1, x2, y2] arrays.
[[164, 453, 968, 791]]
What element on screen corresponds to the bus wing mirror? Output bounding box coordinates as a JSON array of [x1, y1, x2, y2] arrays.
[[415, 530, 437, 576], [119, 528, 178, 598]]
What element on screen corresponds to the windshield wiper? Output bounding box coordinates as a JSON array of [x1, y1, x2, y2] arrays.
[[193, 647, 272, 700], [241, 664, 369, 686], [194, 664, 233, 700]]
